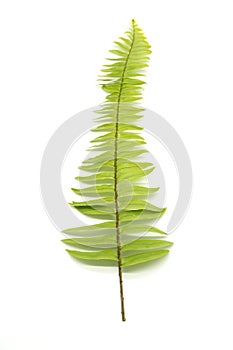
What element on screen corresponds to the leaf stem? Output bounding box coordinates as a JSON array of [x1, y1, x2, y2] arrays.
[[114, 20, 135, 322]]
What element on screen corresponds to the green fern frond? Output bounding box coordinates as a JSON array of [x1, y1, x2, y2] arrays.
[[62, 19, 173, 322], [98, 19, 151, 104]]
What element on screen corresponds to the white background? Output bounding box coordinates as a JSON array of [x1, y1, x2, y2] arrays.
[[0, 0, 233, 349]]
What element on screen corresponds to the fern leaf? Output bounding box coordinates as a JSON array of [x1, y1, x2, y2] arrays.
[[62, 19, 173, 322]]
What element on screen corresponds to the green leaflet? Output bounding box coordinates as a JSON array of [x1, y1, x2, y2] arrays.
[[71, 185, 159, 198], [71, 206, 115, 220], [71, 185, 114, 197], [71, 199, 164, 213], [62, 222, 166, 236], [117, 164, 155, 181], [121, 239, 173, 251], [122, 250, 169, 267], [120, 224, 167, 235], [62, 235, 117, 248], [119, 208, 166, 222], [82, 151, 114, 163], [75, 173, 114, 185], [62, 222, 116, 236], [67, 249, 118, 262], [88, 140, 146, 152], [62, 19, 173, 322]]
